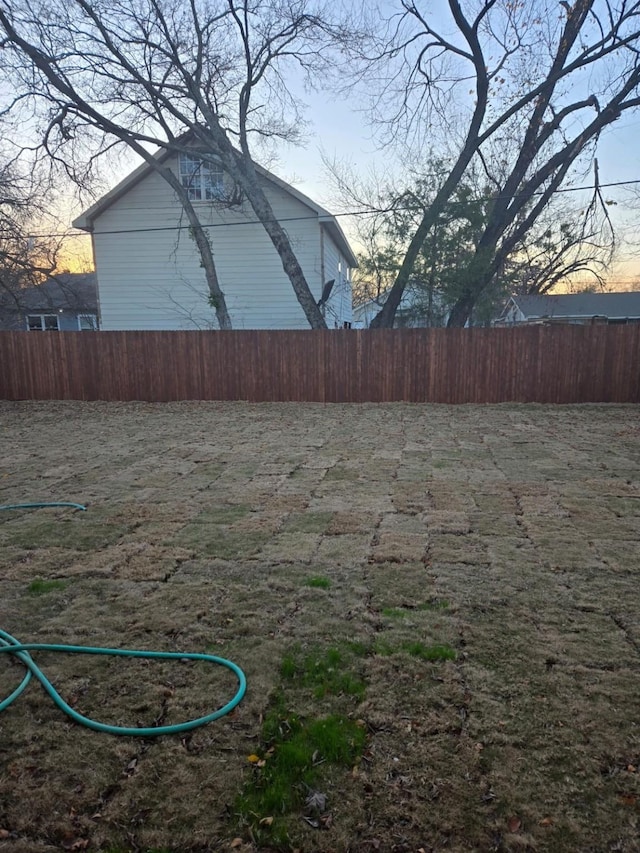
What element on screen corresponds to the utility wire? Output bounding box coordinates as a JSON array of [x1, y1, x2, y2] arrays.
[[25, 177, 640, 240]]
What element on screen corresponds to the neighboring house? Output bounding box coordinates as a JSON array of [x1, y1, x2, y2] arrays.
[[352, 297, 382, 329], [73, 148, 357, 330], [0, 272, 99, 332], [495, 292, 640, 326], [353, 285, 447, 329]]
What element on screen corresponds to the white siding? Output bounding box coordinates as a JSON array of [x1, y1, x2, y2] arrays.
[[92, 157, 325, 330], [321, 227, 353, 328]]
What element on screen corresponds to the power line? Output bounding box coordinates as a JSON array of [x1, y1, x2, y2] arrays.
[[26, 176, 640, 240]]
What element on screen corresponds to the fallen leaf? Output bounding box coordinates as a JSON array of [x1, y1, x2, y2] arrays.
[[0, 830, 10, 839], [539, 817, 554, 827], [305, 789, 327, 813], [230, 839, 243, 849], [247, 754, 260, 764], [319, 812, 333, 829], [259, 816, 274, 826], [507, 816, 522, 833], [627, 765, 637, 773], [619, 793, 637, 806]]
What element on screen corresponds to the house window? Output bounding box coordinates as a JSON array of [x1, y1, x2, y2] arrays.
[[26, 314, 60, 331], [179, 153, 224, 201], [78, 314, 99, 330]]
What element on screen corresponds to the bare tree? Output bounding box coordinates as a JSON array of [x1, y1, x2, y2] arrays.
[[352, 0, 640, 327], [0, 0, 346, 329], [506, 182, 614, 298], [331, 152, 614, 326], [0, 154, 63, 315]]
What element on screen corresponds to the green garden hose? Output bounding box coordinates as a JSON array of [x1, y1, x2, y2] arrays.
[[0, 629, 247, 736], [0, 502, 87, 511], [0, 503, 247, 735]]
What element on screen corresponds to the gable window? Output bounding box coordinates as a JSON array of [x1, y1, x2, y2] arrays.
[[26, 314, 59, 331], [78, 314, 99, 330], [179, 153, 224, 201]]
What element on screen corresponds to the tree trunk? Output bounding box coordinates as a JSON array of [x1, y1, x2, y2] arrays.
[[253, 206, 327, 329], [370, 149, 483, 328], [160, 167, 232, 330], [229, 158, 327, 329], [446, 295, 475, 327], [369, 213, 432, 328], [189, 220, 232, 329]]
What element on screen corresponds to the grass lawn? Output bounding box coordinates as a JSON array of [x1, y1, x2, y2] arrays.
[[0, 400, 639, 853]]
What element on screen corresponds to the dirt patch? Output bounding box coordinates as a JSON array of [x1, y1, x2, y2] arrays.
[[1, 400, 639, 852]]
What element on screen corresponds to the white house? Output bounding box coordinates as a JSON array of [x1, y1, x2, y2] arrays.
[[73, 149, 357, 330]]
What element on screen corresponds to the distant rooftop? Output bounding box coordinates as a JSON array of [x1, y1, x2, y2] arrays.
[[510, 292, 640, 319], [1, 272, 97, 313]]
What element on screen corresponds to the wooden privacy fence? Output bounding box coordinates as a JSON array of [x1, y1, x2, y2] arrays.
[[1, 326, 639, 404]]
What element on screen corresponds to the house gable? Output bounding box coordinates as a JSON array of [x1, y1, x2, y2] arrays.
[[73, 147, 357, 268]]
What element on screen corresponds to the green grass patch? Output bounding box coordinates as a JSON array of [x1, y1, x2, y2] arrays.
[[27, 578, 67, 596], [280, 645, 365, 700], [402, 641, 456, 661], [372, 638, 395, 656], [382, 607, 407, 619], [371, 638, 456, 660], [237, 707, 365, 844], [305, 576, 331, 589]]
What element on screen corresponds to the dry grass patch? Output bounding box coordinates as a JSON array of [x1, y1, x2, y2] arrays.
[[282, 511, 333, 534], [326, 511, 374, 535], [370, 533, 429, 563]]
